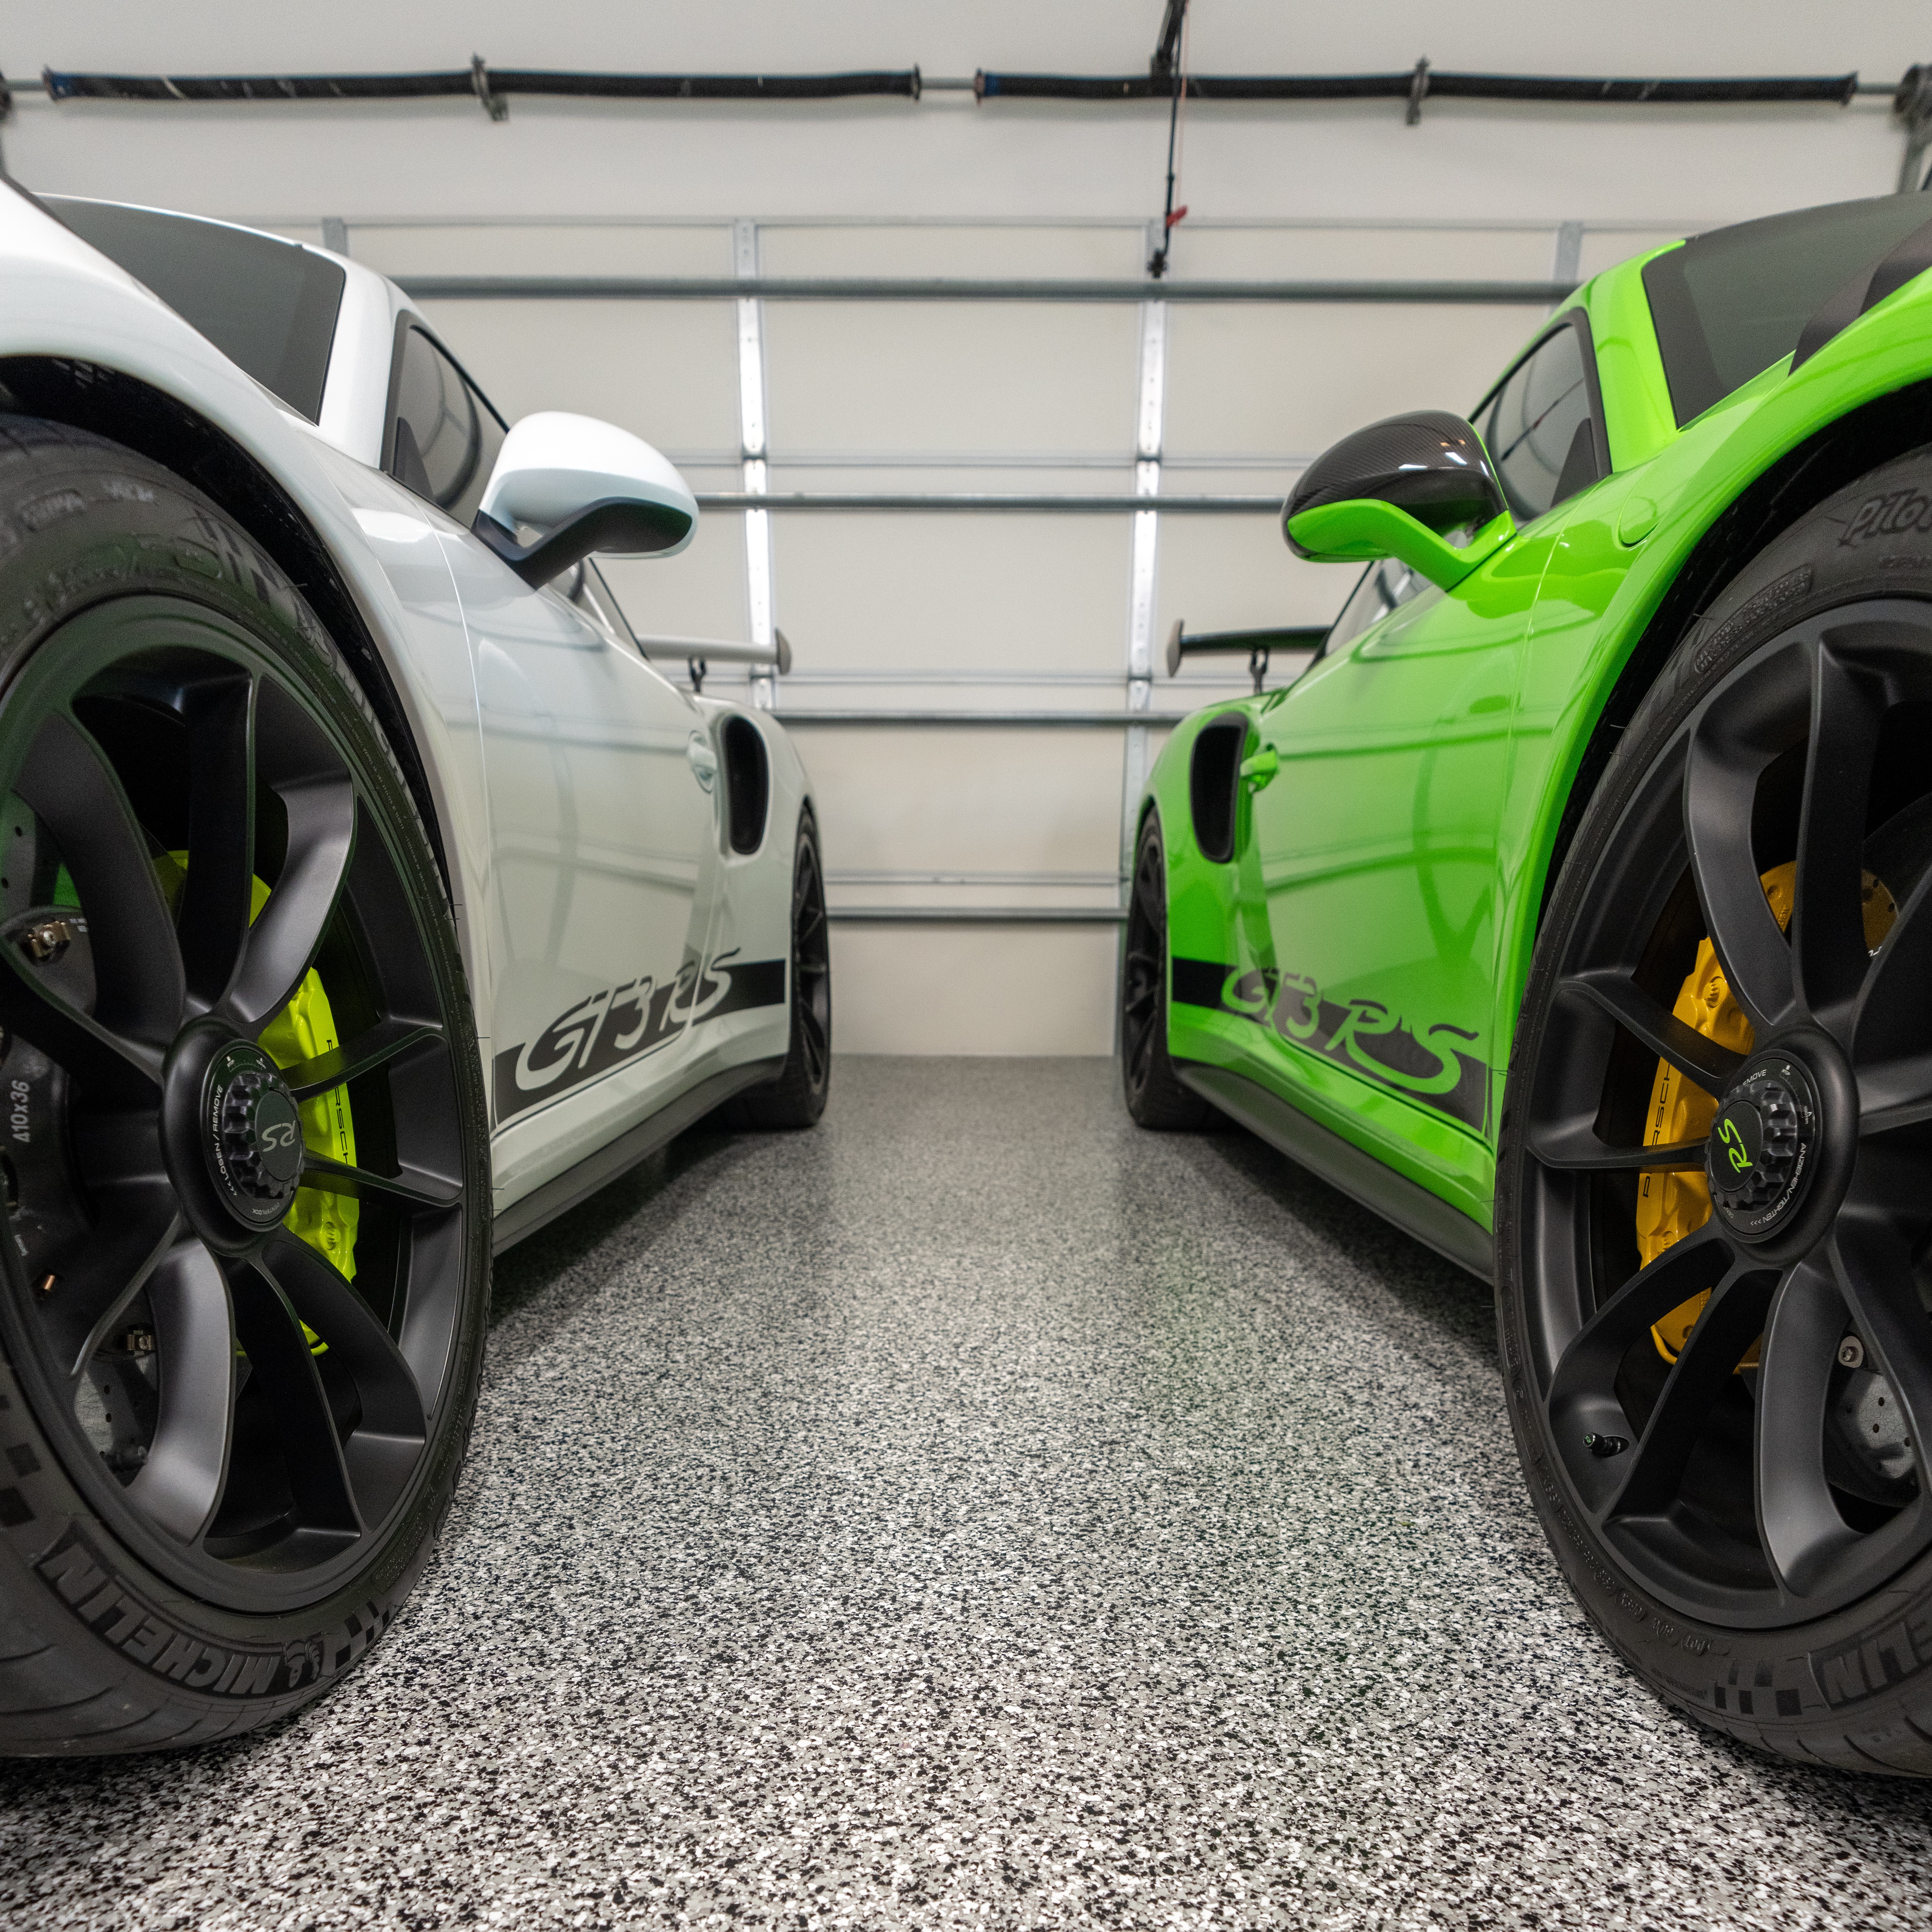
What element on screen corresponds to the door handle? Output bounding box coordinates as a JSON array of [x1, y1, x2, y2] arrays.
[[1240, 745, 1279, 790], [686, 733, 719, 793]]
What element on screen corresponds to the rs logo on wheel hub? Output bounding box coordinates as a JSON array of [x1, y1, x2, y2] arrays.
[[1708, 1055, 1816, 1239], [204, 1042, 303, 1226]]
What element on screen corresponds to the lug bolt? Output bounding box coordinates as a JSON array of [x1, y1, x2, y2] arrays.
[[19, 918, 73, 964], [1838, 1335, 1866, 1370]]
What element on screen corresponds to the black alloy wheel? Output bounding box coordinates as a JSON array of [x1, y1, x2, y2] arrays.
[[737, 810, 830, 1127], [1123, 812, 1207, 1130], [0, 418, 488, 1756], [1501, 446, 1932, 1772]]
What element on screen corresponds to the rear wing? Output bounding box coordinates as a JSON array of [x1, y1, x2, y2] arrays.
[[635, 629, 792, 694], [1165, 621, 1328, 694]]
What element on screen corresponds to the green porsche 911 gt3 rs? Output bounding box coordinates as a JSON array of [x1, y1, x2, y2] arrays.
[[1125, 190, 1932, 1775]]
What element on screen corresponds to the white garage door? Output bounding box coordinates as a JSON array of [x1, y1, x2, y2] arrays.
[[347, 213, 1644, 1052]]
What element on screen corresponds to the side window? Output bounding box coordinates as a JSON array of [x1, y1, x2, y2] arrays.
[[386, 326, 506, 528], [1476, 323, 1602, 525]]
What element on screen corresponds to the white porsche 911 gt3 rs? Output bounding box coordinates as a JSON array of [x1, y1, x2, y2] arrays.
[[0, 181, 829, 1754]]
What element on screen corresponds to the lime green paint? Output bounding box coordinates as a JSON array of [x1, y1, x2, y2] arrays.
[[1147, 228, 1932, 1233], [1614, 495, 1659, 544], [1583, 242, 1682, 468], [1286, 500, 1515, 589]]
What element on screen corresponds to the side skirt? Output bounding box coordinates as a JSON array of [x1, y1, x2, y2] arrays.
[[491, 1058, 785, 1254], [1176, 1062, 1495, 1284]]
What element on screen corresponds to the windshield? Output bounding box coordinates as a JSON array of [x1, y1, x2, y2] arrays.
[[46, 198, 344, 423], [1642, 195, 1932, 428]]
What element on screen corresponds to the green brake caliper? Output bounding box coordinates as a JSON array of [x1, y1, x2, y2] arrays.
[[155, 854, 358, 1346]]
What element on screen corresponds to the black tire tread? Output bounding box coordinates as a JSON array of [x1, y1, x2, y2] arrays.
[[1123, 813, 1210, 1131], [734, 809, 830, 1130]]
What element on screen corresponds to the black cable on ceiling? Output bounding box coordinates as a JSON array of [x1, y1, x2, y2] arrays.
[[10, 64, 1884, 114], [34, 64, 925, 106], [972, 68, 1864, 105]]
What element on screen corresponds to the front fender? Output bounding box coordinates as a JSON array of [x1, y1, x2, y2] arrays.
[[1491, 267, 1932, 1073], [0, 185, 495, 1023]]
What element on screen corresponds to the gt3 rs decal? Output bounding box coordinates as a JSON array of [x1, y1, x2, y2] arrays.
[[492, 953, 785, 1121], [1172, 957, 1489, 1132]]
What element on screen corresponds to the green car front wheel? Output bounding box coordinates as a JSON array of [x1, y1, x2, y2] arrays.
[[1501, 446, 1932, 1773]]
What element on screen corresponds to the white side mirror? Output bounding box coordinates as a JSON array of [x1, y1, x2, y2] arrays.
[[474, 411, 699, 585]]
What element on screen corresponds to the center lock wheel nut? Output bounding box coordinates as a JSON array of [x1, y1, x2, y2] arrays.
[[1708, 1055, 1819, 1241], [204, 1042, 304, 1227]]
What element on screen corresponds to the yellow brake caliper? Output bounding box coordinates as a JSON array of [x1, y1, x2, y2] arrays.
[[156, 854, 359, 1314], [1639, 861, 1894, 1364]]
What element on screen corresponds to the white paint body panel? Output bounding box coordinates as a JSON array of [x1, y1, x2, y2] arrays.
[[0, 185, 810, 1226]]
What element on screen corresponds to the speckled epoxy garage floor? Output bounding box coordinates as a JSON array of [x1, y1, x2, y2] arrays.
[[5, 1057, 1932, 1930]]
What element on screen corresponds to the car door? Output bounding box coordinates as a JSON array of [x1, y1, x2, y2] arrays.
[[1240, 318, 1605, 1208], [381, 322, 720, 1167]]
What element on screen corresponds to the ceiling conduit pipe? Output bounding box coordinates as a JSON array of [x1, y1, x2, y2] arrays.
[[27, 63, 924, 108], [7, 66, 1891, 114], [971, 69, 1865, 105]]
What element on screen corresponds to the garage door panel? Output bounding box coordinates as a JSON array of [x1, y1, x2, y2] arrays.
[[411, 299, 740, 451], [765, 303, 1139, 454], [600, 511, 751, 648], [774, 513, 1129, 675], [1170, 225, 1559, 281], [802, 728, 1125, 876], [759, 224, 1144, 279], [349, 223, 733, 277], [830, 925, 1117, 1056], [1153, 498, 1356, 639], [1164, 303, 1545, 458]]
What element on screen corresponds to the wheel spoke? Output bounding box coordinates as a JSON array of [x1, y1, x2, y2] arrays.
[[300, 1149, 461, 1212], [1684, 716, 1794, 1033], [0, 948, 162, 1098], [280, 1019, 443, 1101], [264, 1235, 425, 1435], [229, 1261, 361, 1535], [63, 1193, 184, 1378], [1605, 1259, 1779, 1521], [1559, 969, 1746, 1092], [1790, 646, 1882, 1035], [225, 787, 356, 1032], [1549, 1221, 1733, 1418], [1527, 1123, 1708, 1173], [1755, 1256, 1863, 1598], [14, 712, 184, 1044], [1855, 1047, 1932, 1137], [264, 1237, 429, 1521], [124, 1240, 235, 1545], [1855, 862, 1932, 1099], [176, 676, 257, 1010]]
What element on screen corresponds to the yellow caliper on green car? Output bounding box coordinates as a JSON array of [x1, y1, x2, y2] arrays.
[[1638, 861, 1893, 1366], [153, 853, 359, 1305]]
